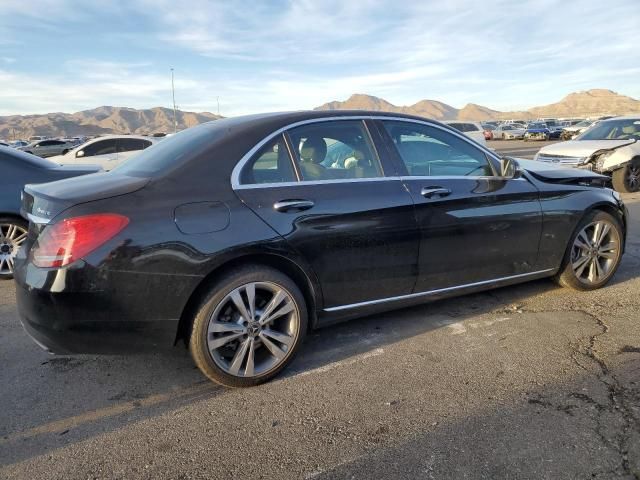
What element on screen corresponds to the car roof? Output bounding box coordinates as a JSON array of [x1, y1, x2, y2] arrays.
[[602, 115, 640, 121]]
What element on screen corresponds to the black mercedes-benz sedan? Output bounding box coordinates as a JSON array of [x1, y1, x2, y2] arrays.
[[1, 146, 101, 279], [14, 111, 627, 387]]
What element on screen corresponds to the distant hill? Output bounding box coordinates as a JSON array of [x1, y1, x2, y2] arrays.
[[315, 89, 640, 121], [0, 106, 221, 139], [3, 89, 639, 139]]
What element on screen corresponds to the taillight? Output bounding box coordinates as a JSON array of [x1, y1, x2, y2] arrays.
[[33, 214, 129, 268]]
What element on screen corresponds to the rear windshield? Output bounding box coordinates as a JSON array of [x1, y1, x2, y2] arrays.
[[114, 121, 226, 176], [0, 146, 58, 168]]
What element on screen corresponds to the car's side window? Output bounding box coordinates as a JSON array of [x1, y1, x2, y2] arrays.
[[83, 139, 117, 157], [383, 121, 495, 177], [117, 138, 152, 152], [240, 134, 297, 185], [287, 120, 383, 181]]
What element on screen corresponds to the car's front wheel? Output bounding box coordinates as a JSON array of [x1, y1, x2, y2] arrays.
[[0, 217, 28, 280], [556, 210, 624, 291], [612, 160, 640, 193], [189, 265, 307, 387]]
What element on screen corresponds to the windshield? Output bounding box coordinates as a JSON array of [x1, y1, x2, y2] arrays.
[[528, 123, 547, 129], [578, 119, 640, 140]]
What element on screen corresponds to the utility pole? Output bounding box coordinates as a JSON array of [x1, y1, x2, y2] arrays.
[[171, 68, 177, 133]]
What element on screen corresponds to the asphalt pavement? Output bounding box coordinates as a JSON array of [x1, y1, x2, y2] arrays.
[[1, 143, 639, 479], [489, 139, 560, 159]]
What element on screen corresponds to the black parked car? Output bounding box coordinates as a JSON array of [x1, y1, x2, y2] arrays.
[[0, 146, 101, 279], [14, 111, 627, 387]]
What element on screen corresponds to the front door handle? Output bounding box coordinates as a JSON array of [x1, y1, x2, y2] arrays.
[[421, 187, 452, 199], [273, 199, 315, 212]]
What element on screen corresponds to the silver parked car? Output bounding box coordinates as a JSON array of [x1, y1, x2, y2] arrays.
[[18, 139, 76, 158]]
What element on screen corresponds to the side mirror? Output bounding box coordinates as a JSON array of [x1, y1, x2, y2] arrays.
[[76, 150, 85, 158], [500, 157, 523, 179]]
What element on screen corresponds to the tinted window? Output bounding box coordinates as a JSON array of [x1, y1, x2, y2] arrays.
[[383, 121, 494, 177], [115, 121, 231, 176], [117, 138, 152, 152], [82, 139, 117, 157], [240, 134, 296, 185], [287, 120, 383, 181]]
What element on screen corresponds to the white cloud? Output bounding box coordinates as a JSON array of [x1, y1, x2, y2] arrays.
[[0, 0, 638, 115]]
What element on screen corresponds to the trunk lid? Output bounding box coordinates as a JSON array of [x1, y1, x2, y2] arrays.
[[22, 172, 149, 223]]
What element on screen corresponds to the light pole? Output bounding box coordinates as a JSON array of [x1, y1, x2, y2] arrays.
[[171, 68, 177, 133]]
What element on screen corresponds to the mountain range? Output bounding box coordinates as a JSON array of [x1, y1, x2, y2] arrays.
[[0, 106, 221, 139], [2, 89, 639, 139], [316, 89, 640, 121]]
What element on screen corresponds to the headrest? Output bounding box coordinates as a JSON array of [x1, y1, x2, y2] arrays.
[[300, 137, 327, 164]]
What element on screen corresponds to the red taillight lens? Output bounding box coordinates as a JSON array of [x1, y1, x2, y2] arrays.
[[33, 214, 129, 268]]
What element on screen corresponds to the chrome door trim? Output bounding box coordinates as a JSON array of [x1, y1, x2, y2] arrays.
[[230, 115, 503, 189], [323, 269, 555, 312]]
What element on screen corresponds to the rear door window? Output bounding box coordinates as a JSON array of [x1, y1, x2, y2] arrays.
[[286, 120, 383, 181], [117, 138, 152, 152]]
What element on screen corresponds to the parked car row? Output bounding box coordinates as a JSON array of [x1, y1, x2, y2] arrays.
[[535, 115, 640, 193], [5, 111, 627, 389]]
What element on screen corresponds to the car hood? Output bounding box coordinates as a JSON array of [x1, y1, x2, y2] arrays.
[[539, 139, 634, 157], [516, 158, 609, 185]]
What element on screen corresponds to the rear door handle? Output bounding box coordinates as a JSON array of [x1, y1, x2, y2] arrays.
[[421, 187, 452, 199], [273, 200, 315, 212]]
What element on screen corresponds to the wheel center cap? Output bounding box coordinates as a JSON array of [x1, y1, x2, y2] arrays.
[[0, 244, 10, 254], [247, 322, 260, 337]]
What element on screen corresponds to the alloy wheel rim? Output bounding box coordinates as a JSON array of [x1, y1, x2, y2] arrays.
[[571, 220, 620, 285], [206, 282, 299, 378], [627, 165, 639, 191], [0, 223, 27, 276]]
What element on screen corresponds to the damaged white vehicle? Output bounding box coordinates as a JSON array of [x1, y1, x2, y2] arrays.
[[535, 116, 640, 193]]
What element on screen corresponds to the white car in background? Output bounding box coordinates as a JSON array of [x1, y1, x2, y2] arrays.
[[50, 135, 157, 171], [492, 124, 526, 140], [444, 121, 486, 146], [535, 116, 640, 193]]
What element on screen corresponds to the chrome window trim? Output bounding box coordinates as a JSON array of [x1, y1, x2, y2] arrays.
[[323, 269, 555, 312], [230, 115, 503, 189]]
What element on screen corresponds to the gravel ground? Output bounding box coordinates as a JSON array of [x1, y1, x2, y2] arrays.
[[0, 190, 638, 478]]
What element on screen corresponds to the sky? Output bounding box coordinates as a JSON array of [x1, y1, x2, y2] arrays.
[[1, 0, 639, 116]]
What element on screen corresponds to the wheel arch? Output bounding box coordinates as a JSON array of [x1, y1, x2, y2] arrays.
[[585, 201, 628, 249], [174, 252, 322, 347]]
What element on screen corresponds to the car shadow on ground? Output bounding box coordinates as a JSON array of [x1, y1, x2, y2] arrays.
[[1, 249, 639, 466]]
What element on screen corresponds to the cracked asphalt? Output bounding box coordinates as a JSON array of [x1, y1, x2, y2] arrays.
[[0, 191, 638, 480]]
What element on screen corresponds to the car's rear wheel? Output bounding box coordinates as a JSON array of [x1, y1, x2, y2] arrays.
[[0, 217, 28, 280], [556, 210, 623, 291], [189, 266, 307, 387], [612, 161, 640, 193]]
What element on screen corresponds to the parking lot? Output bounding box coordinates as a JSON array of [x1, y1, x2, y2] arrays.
[[1, 141, 639, 479]]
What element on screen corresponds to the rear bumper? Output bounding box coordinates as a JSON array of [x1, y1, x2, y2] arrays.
[[14, 260, 195, 354]]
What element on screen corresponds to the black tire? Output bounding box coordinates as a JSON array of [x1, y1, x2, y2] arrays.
[[611, 160, 640, 193], [0, 216, 28, 280], [189, 265, 308, 387], [555, 210, 624, 291]]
